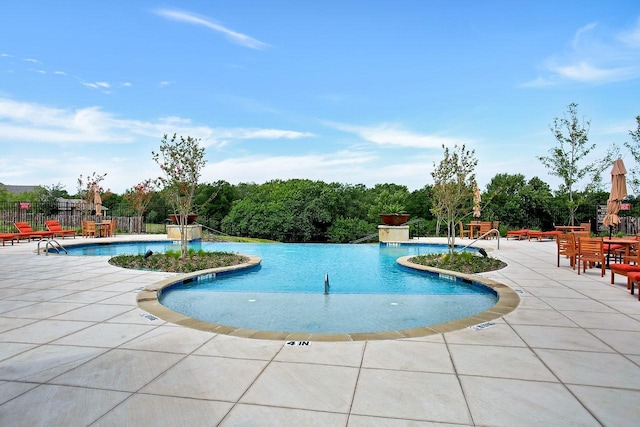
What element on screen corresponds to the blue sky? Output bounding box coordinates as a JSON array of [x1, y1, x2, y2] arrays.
[[1, 1, 639, 195]]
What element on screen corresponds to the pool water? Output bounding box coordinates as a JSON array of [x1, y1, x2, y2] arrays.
[[65, 241, 497, 334]]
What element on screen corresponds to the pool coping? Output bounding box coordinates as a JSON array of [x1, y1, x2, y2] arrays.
[[137, 253, 519, 342]]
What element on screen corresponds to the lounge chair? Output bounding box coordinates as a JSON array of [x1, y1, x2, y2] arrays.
[[0, 233, 19, 246], [506, 229, 530, 240], [13, 222, 55, 241], [45, 220, 76, 239], [528, 230, 562, 241]]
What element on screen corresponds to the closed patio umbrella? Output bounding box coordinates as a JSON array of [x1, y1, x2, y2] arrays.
[[93, 186, 102, 217], [473, 184, 481, 219], [602, 158, 627, 233]]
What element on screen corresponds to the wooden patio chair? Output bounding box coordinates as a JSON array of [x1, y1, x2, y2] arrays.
[[556, 232, 576, 269], [479, 221, 492, 239], [100, 220, 112, 237], [45, 220, 76, 239], [110, 219, 117, 237], [579, 222, 591, 233], [82, 221, 96, 238], [576, 237, 605, 276], [458, 221, 471, 238]]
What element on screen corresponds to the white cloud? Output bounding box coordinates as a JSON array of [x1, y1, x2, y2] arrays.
[[154, 9, 270, 50], [548, 61, 635, 83], [527, 17, 640, 85], [0, 98, 313, 148], [328, 122, 470, 149], [618, 17, 640, 47], [82, 81, 111, 90]]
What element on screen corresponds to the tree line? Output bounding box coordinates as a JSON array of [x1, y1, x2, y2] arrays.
[[2, 104, 639, 243]]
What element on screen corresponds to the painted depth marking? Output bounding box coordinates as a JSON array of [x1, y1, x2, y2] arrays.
[[469, 322, 496, 331], [286, 341, 310, 346]]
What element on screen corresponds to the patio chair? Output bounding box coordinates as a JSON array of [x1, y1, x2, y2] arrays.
[[99, 220, 112, 237], [579, 222, 591, 233], [479, 221, 492, 239], [110, 219, 117, 237], [458, 221, 471, 238], [556, 232, 576, 269], [571, 231, 590, 240], [576, 237, 605, 276], [82, 221, 96, 238], [13, 222, 55, 241], [45, 220, 76, 239]]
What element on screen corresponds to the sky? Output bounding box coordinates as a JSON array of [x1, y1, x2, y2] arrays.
[[1, 1, 639, 195]]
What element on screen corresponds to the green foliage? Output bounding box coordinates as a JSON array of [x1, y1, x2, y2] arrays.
[[537, 103, 617, 224], [624, 116, 640, 194], [410, 251, 506, 274], [194, 180, 239, 230], [152, 133, 207, 259], [222, 179, 343, 242], [367, 183, 409, 220], [431, 144, 478, 255], [483, 174, 554, 230], [77, 172, 108, 217], [327, 217, 376, 243], [109, 251, 248, 273], [125, 179, 155, 233]]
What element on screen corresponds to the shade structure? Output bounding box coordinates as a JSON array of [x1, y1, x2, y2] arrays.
[[93, 186, 102, 217], [602, 159, 627, 228], [473, 184, 481, 218]]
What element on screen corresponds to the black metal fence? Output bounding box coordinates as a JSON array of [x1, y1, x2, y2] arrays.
[[0, 201, 168, 234]]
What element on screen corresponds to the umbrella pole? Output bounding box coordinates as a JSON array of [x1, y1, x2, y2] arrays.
[[606, 225, 613, 268]]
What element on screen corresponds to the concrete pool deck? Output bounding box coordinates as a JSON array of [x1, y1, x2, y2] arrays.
[[0, 235, 639, 426]]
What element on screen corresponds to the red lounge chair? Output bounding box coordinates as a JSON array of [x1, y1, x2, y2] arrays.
[[528, 230, 562, 241], [45, 220, 76, 239], [506, 229, 530, 240], [0, 233, 19, 246], [13, 222, 55, 241]]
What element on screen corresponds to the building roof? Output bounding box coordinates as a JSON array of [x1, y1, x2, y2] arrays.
[[0, 184, 39, 194]]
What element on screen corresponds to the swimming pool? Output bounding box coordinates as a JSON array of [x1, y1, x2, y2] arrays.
[[66, 241, 500, 335]]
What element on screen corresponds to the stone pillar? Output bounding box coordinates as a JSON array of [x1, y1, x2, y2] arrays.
[[166, 224, 202, 241], [378, 225, 409, 242]]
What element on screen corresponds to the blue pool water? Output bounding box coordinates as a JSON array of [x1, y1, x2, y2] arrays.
[[66, 241, 497, 334]]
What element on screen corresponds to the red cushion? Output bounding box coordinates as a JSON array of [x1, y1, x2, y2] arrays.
[[610, 264, 640, 273], [604, 244, 624, 250], [627, 271, 640, 281]]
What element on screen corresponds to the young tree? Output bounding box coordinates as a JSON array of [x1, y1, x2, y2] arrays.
[[152, 133, 207, 259], [124, 179, 156, 233], [77, 172, 107, 218], [538, 103, 615, 224], [624, 115, 640, 195], [430, 144, 478, 255]]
